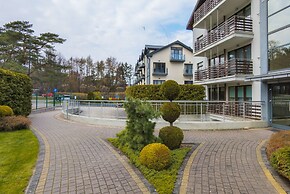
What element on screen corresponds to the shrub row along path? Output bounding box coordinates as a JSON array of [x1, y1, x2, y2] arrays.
[[29, 110, 283, 194]]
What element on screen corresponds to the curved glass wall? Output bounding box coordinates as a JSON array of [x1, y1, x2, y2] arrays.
[[268, 1, 290, 71]]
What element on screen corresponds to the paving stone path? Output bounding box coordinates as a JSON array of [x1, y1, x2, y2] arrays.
[[29, 111, 148, 194], [182, 130, 279, 194], [28, 110, 286, 194]]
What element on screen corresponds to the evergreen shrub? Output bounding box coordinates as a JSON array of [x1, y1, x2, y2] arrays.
[[159, 126, 184, 150], [125, 84, 205, 100], [139, 143, 171, 171], [0, 105, 14, 117], [160, 80, 180, 101], [0, 68, 32, 116], [117, 97, 160, 151], [160, 102, 180, 125]]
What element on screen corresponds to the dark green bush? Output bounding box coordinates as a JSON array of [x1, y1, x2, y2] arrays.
[[0, 68, 32, 116], [139, 143, 171, 171], [117, 97, 160, 151], [87, 92, 94, 100], [160, 80, 180, 101], [160, 102, 180, 125], [159, 126, 184, 150], [0, 116, 31, 131], [0, 105, 14, 117], [270, 147, 290, 180], [126, 84, 205, 100]]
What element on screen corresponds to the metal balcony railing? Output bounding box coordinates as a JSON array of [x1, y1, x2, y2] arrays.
[[194, 0, 223, 24], [170, 54, 185, 62], [195, 58, 253, 81], [194, 15, 253, 52], [153, 68, 168, 76]]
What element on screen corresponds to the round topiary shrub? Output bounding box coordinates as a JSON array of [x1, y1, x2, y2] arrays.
[[139, 143, 171, 171], [160, 80, 180, 101], [160, 102, 181, 125], [0, 105, 14, 117], [159, 126, 184, 150]]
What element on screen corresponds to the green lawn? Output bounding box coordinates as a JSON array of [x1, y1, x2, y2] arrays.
[[0, 130, 39, 194]]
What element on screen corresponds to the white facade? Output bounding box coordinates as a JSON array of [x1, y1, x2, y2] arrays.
[[134, 40, 194, 85], [187, 0, 290, 129]]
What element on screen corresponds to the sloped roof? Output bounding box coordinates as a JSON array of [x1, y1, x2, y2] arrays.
[[186, 0, 205, 30], [147, 40, 193, 57]]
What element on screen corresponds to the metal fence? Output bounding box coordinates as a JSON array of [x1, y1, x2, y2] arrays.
[[62, 100, 265, 121], [32, 96, 62, 110]]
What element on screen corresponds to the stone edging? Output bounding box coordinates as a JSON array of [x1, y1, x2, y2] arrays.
[[25, 127, 46, 194]]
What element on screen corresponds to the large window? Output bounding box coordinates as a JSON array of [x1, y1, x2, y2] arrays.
[[153, 62, 166, 73], [208, 86, 225, 101], [228, 45, 251, 60], [228, 85, 252, 101], [171, 47, 184, 61], [268, 1, 290, 71]]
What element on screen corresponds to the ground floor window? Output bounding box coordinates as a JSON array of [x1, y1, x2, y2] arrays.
[[228, 85, 252, 101], [208, 86, 225, 101], [184, 81, 193, 84], [270, 83, 290, 128], [153, 80, 165, 85]]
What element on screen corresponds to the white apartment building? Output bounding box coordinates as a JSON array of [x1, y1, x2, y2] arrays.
[[134, 40, 194, 85], [187, 0, 290, 129]]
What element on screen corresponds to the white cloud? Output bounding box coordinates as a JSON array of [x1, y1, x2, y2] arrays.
[[0, 0, 196, 65]]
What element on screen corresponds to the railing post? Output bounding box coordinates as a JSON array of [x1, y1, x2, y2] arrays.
[[66, 100, 69, 119], [89, 101, 91, 117], [223, 102, 225, 122], [243, 102, 246, 120], [200, 103, 203, 122]]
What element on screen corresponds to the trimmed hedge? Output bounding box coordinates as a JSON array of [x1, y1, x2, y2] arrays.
[[159, 126, 184, 150], [126, 84, 205, 100], [0, 68, 32, 116], [160, 80, 180, 101], [0, 116, 31, 131]]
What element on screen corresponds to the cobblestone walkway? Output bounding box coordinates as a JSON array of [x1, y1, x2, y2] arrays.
[[29, 111, 148, 194], [28, 111, 286, 194], [182, 130, 279, 194]]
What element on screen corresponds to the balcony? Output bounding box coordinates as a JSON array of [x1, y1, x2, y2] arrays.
[[194, 0, 223, 25], [183, 68, 193, 76], [170, 54, 185, 62], [153, 68, 168, 76], [194, 16, 253, 54], [195, 59, 253, 81]]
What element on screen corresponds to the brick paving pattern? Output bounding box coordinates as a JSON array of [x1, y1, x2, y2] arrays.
[[29, 111, 284, 194], [30, 111, 145, 194], [183, 130, 278, 194]]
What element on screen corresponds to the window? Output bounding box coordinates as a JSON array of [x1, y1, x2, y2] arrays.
[[268, 2, 290, 71], [228, 45, 251, 60], [153, 80, 165, 85], [184, 81, 193, 84], [208, 86, 225, 101], [228, 85, 252, 101], [184, 64, 193, 75], [171, 47, 184, 61], [153, 62, 166, 73]]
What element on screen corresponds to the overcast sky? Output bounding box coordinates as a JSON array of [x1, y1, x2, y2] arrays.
[[0, 0, 196, 65]]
